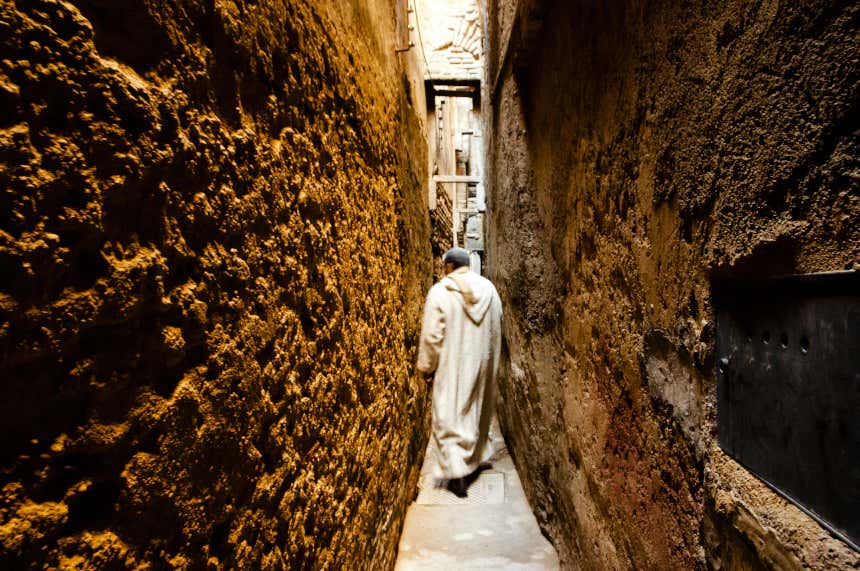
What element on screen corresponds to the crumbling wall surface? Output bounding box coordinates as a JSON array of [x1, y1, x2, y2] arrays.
[[486, 0, 858, 569], [0, 0, 431, 568]]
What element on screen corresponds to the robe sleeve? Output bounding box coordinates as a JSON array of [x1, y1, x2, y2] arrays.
[[417, 289, 445, 374]]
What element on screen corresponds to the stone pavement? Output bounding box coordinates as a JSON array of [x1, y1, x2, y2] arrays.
[[395, 419, 559, 570]]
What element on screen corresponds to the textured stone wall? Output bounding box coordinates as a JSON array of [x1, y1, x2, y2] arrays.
[[485, 0, 858, 569], [0, 0, 431, 568]]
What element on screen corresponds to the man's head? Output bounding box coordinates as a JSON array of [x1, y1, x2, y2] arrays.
[[442, 247, 470, 275]]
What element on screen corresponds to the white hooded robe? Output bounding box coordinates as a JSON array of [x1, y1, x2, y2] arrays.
[[417, 266, 503, 480]]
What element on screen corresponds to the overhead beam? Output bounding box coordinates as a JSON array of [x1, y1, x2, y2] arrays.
[[425, 79, 482, 111], [427, 78, 482, 87], [433, 175, 482, 184], [432, 89, 478, 98]]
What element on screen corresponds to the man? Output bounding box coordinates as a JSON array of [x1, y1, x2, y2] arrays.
[[417, 247, 503, 497]]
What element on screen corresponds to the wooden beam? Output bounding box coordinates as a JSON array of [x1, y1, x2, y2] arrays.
[[427, 78, 482, 87], [433, 175, 482, 184], [432, 89, 478, 98], [425, 79, 482, 111]]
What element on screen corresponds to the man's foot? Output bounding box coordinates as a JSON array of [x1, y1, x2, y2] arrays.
[[464, 463, 492, 486], [446, 477, 468, 498]]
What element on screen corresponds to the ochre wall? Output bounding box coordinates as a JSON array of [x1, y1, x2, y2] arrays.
[[0, 0, 431, 568], [485, 0, 858, 569]]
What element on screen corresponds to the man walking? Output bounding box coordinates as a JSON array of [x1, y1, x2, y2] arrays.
[[417, 248, 503, 497]]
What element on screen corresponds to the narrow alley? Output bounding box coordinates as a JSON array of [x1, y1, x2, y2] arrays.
[[0, 0, 857, 570]]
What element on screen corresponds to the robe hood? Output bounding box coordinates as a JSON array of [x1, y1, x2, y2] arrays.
[[443, 267, 494, 324]]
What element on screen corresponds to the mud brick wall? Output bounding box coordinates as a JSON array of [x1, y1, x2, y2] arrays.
[[0, 0, 431, 568], [485, 0, 859, 569]]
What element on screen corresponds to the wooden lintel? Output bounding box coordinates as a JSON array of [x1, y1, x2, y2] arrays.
[[427, 78, 482, 87], [433, 175, 482, 184], [433, 89, 477, 98]]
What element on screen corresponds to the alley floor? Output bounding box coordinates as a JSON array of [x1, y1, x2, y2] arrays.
[[395, 419, 559, 570]]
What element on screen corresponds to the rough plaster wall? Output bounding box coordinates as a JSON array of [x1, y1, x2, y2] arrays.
[[485, 0, 859, 569], [0, 0, 431, 568]]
